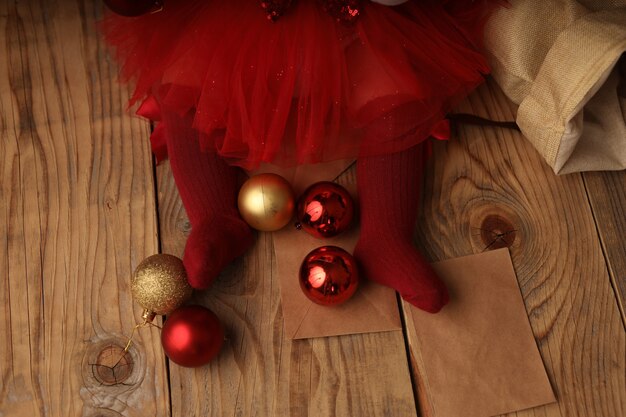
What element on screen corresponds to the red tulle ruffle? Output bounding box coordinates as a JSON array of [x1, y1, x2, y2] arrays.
[[102, 0, 498, 169]]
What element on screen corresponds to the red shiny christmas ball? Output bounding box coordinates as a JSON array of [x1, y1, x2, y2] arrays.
[[299, 246, 359, 306], [103, 0, 160, 17], [161, 305, 224, 367], [296, 182, 354, 238]]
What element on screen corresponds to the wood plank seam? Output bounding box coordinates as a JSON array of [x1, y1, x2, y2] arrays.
[[397, 295, 424, 417], [580, 173, 626, 327]]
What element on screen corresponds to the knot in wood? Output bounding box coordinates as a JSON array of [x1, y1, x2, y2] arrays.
[[92, 344, 134, 385], [479, 214, 516, 250], [178, 218, 192, 234], [87, 409, 124, 417]]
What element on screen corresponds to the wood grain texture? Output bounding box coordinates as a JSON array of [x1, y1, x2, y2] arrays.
[[156, 162, 418, 417], [582, 170, 626, 323], [0, 1, 169, 416], [5, 1, 626, 416], [407, 81, 626, 417]]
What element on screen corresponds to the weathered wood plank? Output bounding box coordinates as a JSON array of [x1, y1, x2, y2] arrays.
[[0, 1, 169, 416], [408, 81, 626, 417], [582, 170, 626, 323], [156, 161, 418, 417]]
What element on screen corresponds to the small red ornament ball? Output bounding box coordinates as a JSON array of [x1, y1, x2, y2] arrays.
[[103, 0, 160, 17], [299, 246, 359, 306], [296, 182, 354, 239], [161, 305, 224, 367]]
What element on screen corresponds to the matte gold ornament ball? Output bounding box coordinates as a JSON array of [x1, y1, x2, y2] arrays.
[[131, 254, 193, 316], [238, 173, 296, 232]]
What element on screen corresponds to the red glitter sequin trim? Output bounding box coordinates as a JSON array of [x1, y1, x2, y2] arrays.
[[320, 0, 361, 23], [261, 0, 362, 23], [260, 0, 294, 21]]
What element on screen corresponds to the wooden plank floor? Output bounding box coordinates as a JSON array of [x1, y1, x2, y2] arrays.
[[1, 1, 624, 416]]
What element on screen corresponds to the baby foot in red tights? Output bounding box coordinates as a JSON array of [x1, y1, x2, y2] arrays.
[[354, 239, 449, 313], [184, 215, 254, 289], [161, 108, 254, 289], [354, 144, 449, 313]]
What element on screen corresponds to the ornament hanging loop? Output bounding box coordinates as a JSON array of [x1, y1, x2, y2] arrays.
[[120, 309, 162, 360]]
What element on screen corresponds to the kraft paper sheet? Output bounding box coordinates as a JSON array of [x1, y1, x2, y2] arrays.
[[408, 248, 556, 417]]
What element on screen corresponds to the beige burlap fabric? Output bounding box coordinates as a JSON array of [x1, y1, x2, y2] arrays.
[[484, 1, 626, 174]]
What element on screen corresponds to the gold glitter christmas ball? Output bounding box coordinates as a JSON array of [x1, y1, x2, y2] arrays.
[[131, 254, 193, 316], [238, 173, 295, 232]]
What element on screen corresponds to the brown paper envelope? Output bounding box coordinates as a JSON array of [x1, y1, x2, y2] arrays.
[[249, 160, 402, 339], [407, 248, 556, 417]]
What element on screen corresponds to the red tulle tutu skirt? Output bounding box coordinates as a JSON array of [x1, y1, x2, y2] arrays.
[[102, 0, 496, 169]]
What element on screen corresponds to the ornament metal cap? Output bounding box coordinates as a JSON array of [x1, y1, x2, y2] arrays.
[[142, 309, 157, 323]]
